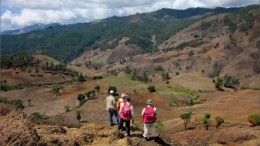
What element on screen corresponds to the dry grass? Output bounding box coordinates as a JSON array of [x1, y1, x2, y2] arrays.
[[0, 111, 36, 146]]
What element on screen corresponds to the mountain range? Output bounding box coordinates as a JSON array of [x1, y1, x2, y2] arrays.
[[0, 23, 61, 35], [1, 5, 260, 88]]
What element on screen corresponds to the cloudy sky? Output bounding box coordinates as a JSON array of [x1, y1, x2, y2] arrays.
[[1, 0, 259, 31]]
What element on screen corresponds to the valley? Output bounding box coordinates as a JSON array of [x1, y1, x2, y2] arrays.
[[1, 5, 260, 146]]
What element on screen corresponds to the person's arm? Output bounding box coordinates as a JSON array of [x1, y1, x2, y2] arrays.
[[118, 102, 124, 115], [130, 105, 134, 120], [154, 107, 157, 115], [141, 108, 145, 116]]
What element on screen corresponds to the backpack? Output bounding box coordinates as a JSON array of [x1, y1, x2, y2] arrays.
[[143, 106, 156, 124], [116, 100, 121, 112], [120, 103, 131, 121], [116, 98, 125, 112]]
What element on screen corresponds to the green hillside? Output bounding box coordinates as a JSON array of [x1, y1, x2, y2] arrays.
[[1, 7, 241, 62]]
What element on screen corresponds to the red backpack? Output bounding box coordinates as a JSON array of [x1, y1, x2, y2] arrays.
[[120, 103, 132, 121], [143, 106, 156, 124]]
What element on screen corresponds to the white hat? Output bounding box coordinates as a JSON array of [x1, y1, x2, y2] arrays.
[[121, 93, 126, 98], [109, 90, 114, 94], [147, 99, 152, 105]]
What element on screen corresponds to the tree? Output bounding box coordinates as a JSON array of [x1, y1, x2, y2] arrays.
[[124, 65, 132, 75], [148, 85, 156, 92], [131, 68, 138, 80], [180, 112, 192, 130], [77, 94, 85, 104], [35, 67, 39, 74], [203, 113, 211, 130], [215, 116, 224, 129], [162, 72, 170, 81], [64, 105, 70, 112], [95, 85, 100, 92], [76, 110, 82, 123], [78, 73, 86, 82], [52, 84, 63, 96], [142, 72, 149, 83], [27, 99, 32, 106], [214, 77, 223, 91]]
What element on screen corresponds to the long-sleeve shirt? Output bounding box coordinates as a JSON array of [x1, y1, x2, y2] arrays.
[[141, 105, 157, 116], [105, 95, 116, 110], [119, 102, 134, 120]]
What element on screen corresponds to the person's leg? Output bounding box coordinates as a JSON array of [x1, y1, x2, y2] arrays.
[[143, 123, 148, 138], [151, 123, 157, 137], [109, 110, 113, 126], [125, 120, 130, 136], [113, 110, 119, 125], [118, 118, 124, 130]]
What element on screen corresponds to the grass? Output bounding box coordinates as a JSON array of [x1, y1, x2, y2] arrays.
[[158, 86, 201, 106], [158, 86, 200, 98], [98, 76, 147, 90]]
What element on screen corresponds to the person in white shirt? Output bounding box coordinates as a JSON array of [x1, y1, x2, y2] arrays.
[[105, 90, 119, 126]]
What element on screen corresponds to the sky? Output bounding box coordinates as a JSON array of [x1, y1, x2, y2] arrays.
[[1, 0, 259, 32]]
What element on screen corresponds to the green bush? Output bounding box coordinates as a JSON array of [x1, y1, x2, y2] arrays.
[[64, 105, 70, 112], [215, 116, 224, 129], [93, 76, 103, 80], [148, 85, 156, 92], [95, 85, 100, 92], [77, 73, 86, 82], [77, 94, 85, 104], [248, 114, 260, 125], [0, 97, 9, 103], [155, 120, 164, 129], [203, 113, 211, 130], [76, 110, 82, 123], [180, 112, 192, 130], [52, 84, 63, 96], [13, 99, 24, 110], [31, 112, 48, 120]]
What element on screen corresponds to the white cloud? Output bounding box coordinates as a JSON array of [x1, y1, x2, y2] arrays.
[[1, 0, 259, 31]]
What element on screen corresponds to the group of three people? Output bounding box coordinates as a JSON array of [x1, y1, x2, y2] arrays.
[[105, 90, 158, 138]]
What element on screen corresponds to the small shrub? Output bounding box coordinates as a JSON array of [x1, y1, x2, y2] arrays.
[[76, 110, 82, 123], [0, 97, 9, 103], [203, 113, 211, 130], [133, 89, 138, 94], [95, 85, 100, 92], [93, 76, 103, 80], [31, 112, 47, 120], [14, 99, 24, 110], [64, 105, 70, 112], [56, 115, 65, 123], [180, 112, 192, 130], [52, 84, 63, 96], [155, 120, 164, 129], [215, 116, 224, 129], [148, 85, 156, 92], [248, 114, 260, 126], [77, 94, 85, 104], [176, 72, 179, 75], [77, 73, 86, 82]]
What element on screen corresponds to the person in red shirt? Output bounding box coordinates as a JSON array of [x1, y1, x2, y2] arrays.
[[141, 99, 157, 139]]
